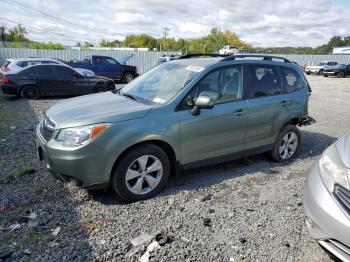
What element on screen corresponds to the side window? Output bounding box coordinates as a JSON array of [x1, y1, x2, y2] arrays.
[[105, 58, 118, 65], [247, 65, 282, 98], [280, 67, 305, 93], [36, 66, 54, 77], [19, 67, 37, 77], [182, 66, 243, 108], [54, 66, 74, 78]]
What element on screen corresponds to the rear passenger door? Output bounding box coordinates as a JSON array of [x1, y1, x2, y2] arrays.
[[244, 64, 291, 150]]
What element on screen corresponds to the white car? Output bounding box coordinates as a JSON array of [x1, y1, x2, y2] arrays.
[[1, 58, 95, 76], [305, 61, 338, 75], [218, 45, 238, 55]]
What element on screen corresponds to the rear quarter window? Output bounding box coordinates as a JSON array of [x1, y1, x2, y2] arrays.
[[280, 66, 305, 93]]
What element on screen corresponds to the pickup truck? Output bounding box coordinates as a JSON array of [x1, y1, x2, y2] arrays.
[[66, 55, 138, 83]]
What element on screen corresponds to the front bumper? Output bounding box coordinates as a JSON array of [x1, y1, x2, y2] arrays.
[[0, 84, 21, 95], [304, 162, 350, 261], [35, 124, 111, 189]]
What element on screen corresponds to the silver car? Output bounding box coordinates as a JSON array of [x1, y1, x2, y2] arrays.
[[304, 134, 350, 261]]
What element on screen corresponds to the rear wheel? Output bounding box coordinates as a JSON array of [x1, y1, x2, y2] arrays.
[[306, 72, 311, 75], [123, 72, 134, 83], [21, 86, 39, 99], [111, 144, 171, 202], [272, 125, 301, 162]]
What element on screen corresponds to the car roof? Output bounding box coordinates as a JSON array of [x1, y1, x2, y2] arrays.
[[7, 58, 58, 62], [168, 55, 296, 69], [168, 57, 222, 68]]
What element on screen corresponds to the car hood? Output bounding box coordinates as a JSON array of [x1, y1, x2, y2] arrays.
[[335, 134, 350, 169], [46, 91, 152, 129]]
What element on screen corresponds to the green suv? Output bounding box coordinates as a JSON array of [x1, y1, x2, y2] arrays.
[[35, 55, 314, 202]]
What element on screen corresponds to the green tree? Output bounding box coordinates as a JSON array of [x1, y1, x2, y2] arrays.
[[7, 24, 28, 42]]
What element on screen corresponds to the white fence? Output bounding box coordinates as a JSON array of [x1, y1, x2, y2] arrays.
[[1, 48, 350, 74], [0, 48, 182, 74]]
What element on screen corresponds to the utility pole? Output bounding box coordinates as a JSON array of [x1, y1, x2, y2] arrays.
[[162, 26, 170, 51]]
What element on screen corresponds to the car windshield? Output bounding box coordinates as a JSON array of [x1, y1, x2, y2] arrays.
[[318, 62, 326, 66], [120, 62, 201, 104]]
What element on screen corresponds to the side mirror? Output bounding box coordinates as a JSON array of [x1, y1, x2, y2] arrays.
[[191, 92, 217, 116]]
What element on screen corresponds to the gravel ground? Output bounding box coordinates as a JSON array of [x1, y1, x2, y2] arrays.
[[1, 75, 350, 261]]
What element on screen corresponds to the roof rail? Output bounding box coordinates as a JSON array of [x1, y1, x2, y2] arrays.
[[178, 53, 229, 59], [221, 54, 291, 63]]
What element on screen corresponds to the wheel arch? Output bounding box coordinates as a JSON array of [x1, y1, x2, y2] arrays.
[[20, 84, 40, 97], [110, 139, 178, 181]]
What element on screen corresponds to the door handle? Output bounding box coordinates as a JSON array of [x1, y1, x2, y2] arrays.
[[280, 100, 291, 107], [234, 109, 245, 116]]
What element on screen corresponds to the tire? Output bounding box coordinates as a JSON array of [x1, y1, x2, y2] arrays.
[[111, 144, 171, 202], [94, 83, 106, 93], [323, 74, 328, 77], [21, 86, 39, 99], [338, 71, 345, 78], [319, 69, 323, 75], [271, 125, 301, 162], [123, 72, 135, 83], [306, 72, 311, 75]]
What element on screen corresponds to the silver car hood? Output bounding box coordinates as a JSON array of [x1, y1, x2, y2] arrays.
[[335, 134, 350, 168]]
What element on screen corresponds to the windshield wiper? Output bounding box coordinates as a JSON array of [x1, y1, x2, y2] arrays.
[[122, 92, 141, 103]]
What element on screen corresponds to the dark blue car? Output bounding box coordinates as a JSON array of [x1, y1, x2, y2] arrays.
[[66, 55, 138, 83]]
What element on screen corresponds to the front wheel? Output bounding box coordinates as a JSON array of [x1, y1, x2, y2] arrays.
[[111, 144, 170, 202], [338, 71, 345, 78], [271, 125, 301, 162], [123, 72, 135, 83], [94, 83, 106, 93], [319, 69, 324, 75]]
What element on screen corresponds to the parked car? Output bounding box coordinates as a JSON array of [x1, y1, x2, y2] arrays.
[[0, 64, 115, 99], [304, 134, 350, 261], [305, 61, 338, 75], [66, 55, 138, 83], [1, 58, 95, 77], [218, 45, 238, 55], [35, 54, 314, 202], [323, 64, 350, 78]]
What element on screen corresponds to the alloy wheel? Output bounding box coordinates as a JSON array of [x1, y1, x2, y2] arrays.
[[279, 132, 298, 160], [125, 155, 163, 195]]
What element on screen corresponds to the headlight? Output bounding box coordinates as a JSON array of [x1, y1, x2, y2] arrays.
[[319, 145, 350, 192], [56, 123, 110, 147]]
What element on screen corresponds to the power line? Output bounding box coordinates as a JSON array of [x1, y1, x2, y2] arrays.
[[0, 17, 97, 43], [0, 0, 113, 37]]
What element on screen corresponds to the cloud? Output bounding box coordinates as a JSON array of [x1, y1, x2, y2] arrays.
[[1, 0, 349, 47]]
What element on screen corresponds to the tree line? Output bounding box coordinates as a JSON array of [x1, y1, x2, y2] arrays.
[[1, 24, 349, 54]]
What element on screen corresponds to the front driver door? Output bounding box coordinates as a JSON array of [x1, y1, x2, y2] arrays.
[[178, 65, 248, 166]]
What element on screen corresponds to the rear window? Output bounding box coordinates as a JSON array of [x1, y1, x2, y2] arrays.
[[247, 65, 282, 98], [280, 67, 305, 93], [2, 60, 11, 68]]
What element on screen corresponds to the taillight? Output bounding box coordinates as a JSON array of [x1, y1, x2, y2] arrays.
[[1, 76, 9, 84]]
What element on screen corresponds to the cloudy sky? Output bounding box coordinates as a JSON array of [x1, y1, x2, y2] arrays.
[[0, 0, 349, 47]]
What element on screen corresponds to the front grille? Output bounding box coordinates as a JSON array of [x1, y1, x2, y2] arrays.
[[39, 116, 55, 142], [40, 125, 54, 142], [334, 184, 350, 215]]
